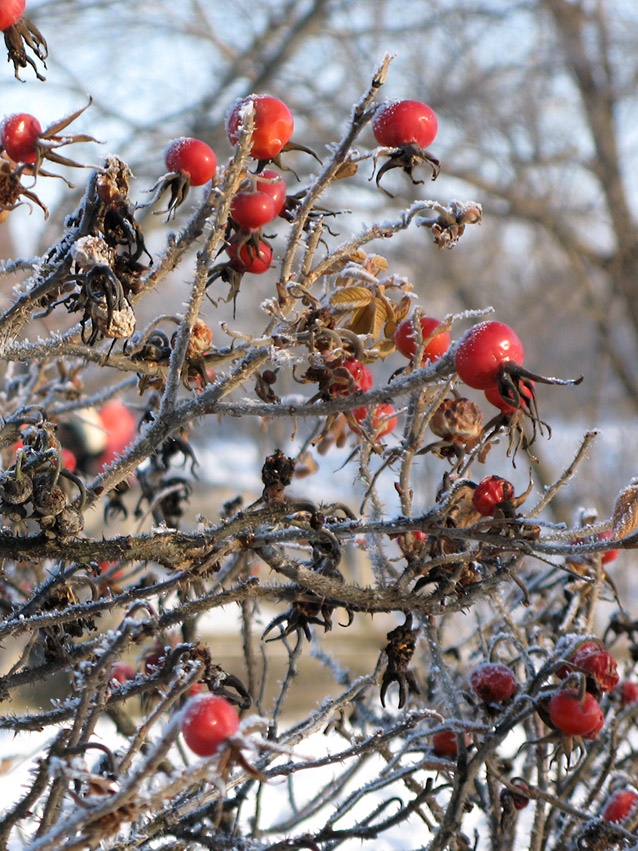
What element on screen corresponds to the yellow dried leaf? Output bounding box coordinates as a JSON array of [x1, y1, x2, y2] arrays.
[[375, 338, 397, 360], [394, 295, 412, 323], [330, 286, 373, 309], [369, 254, 389, 272], [611, 480, 638, 539], [384, 319, 398, 340], [369, 298, 388, 341], [348, 303, 376, 336]]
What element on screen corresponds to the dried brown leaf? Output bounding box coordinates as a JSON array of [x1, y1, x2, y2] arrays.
[[611, 480, 638, 539], [334, 160, 358, 180]]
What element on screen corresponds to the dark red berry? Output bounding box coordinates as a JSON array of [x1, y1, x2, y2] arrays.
[[227, 239, 273, 274], [469, 662, 518, 703], [572, 645, 619, 693], [619, 680, 638, 707], [431, 729, 469, 757]]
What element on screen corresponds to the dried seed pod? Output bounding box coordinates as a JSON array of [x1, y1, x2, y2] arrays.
[[70, 235, 114, 270], [32, 475, 67, 516], [1, 472, 33, 504], [55, 507, 84, 537], [430, 397, 484, 447], [185, 318, 213, 359], [92, 296, 136, 339], [261, 450, 295, 504]]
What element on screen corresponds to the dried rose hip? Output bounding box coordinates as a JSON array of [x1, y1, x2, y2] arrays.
[[571, 645, 619, 694]]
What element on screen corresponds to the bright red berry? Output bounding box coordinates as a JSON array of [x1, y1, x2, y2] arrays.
[[548, 689, 603, 736], [0, 0, 25, 31], [1, 113, 42, 164], [226, 94, 294, 161], [619, 680, 638, 707], [165, 137, 217, 186], [472, 475, 515, 517], [109, 661, 135, 687], [394, 316, 450, 364], [226, 239, 273, 274], [230, 190, 277, 230], [255, 169, 287, 215], [352, 403, 398, 438], [98, 561, 124, 586], [598, 529, 621, 564], [342, 358, 373, 392], [61, 448, 77, 472], [469, 662, 518, 703], [97, 401, 137, 469], [181, 694, 240, 757], [602, 789, 638, 823], [455, 321, 525, 391], [372, 100, 438, 149]]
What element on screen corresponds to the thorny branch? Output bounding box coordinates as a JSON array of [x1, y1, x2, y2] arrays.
[[0, 52, 635, 851]]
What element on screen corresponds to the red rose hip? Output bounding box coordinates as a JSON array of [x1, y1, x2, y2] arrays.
[[165, 137, 217, 186], [226, 94, 294, 161], [455, 321, 525, 391], [394, 316, 450, 364], [181, 694, 240, 757], [548, 689, 603, 736], [602, 789, 638, 823], [372, 100, 438, 149]]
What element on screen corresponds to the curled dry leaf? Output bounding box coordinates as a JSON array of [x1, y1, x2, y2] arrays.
[[329, 286, 372, 310], [611, 479, 638, 540]]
